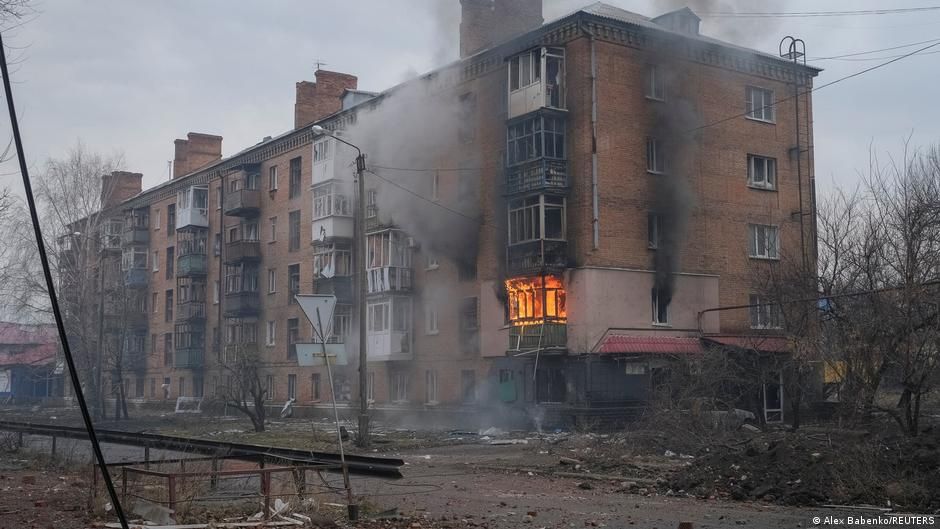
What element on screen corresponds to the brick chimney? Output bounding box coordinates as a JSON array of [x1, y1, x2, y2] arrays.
[[294, 69, 359, 129], [460, 0, 543, 58], [101, 171, 142, 209], [173, 132, 223, 178]]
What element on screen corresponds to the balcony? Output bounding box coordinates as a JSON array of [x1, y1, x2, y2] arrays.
[[224, 291, 260, 316], [312, 216, 354, 242], [177, 254, 208, 276], [507, 240, 568, 275], [508, 47, 566, 120], [122, 226, 149, 246], [367, 330, 413, 362], [224, 188, 261, 217], [224, 240, 261, 263], [125, 310, 148, 330], [177, 301, 206, 321], [223, 342, 259, 360], [123, 268, 148, 289], [509, 322, 567, 352], [122, 348, 148, 372], [314, 275, 353, 302], [174, 347, 205, 369], [367, 267, 412, 294], [506, 159, 568, 196]]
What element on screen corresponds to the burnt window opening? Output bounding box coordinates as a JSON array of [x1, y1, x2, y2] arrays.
[[747, 154, 777, 190], [651, 287, 670, 325], [648, 213, 663, 249], [288, 210, 301, 251], [165, 246, 174, 279], [311, 373, 321, 401], [536, 367, 566, 403], [164, 289, 173, 322], [506, 275, 567, 325]]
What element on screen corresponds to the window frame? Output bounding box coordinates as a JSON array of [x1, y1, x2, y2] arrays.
[[747, 154, 778, 190], [508, 194, 567, 245], [646, 137, 665, 174], [745, 86, 776, 123], [648, 212, 663, 249], [425, 301, 439, 335], [747, 223, 781, 260], [288, 157, 302, 199], [645, 63, 665, 101], [651, 287, 670, 326], [269, 165, 278, 191], [749, 294, 783, 329]]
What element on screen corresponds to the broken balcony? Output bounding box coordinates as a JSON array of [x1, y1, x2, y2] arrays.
[[506, 159, 568, 195], [314, 275, 353, 302], [367, 267, 413, 294], [509, 322, 567, 351], [224, 188, 261, 217], [507, 240, 568, 275]]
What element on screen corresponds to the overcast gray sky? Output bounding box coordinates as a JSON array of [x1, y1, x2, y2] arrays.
[[2, 0, 939, 197]]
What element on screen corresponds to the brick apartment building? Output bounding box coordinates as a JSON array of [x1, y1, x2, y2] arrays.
[[60, 1, 819, 426]]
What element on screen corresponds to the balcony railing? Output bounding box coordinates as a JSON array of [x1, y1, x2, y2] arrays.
[[507, 240, 568, 275], [177, 254, 208, 276], [224, 189, 261, 217], [314, 275, 353, 302], [174, 347, 205, 369], [177, 301, 206, 321], [122, 226, 149, 246], [224, 240, 261, 263], [123, 268, 148, 289], [367, 267, 412, 294], [506, 159, 568, 196], [224, 291, 260, 316], [509, 322, 567, 351]]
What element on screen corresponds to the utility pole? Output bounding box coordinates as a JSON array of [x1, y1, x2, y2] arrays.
[[311, 125, 370, 448]]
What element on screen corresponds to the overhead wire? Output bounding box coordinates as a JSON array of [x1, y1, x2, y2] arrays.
[[365, 168, 480, 221], [699, 6, 940, 18], [810, 36, 940, 60]]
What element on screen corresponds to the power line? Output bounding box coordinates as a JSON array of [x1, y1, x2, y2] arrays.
[[686, 40, 940, 135], [365, 169, 480, 221], [810, 37, 940, 60], [371, 164, 482, 173], [700, 6, 940, 18], [815, 49, 940, 61]]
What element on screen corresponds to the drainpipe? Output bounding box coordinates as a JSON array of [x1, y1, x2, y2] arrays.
[[581, 21, 600, 251]]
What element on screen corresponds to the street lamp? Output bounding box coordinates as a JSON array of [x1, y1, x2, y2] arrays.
[[311, 124, 370, 448]]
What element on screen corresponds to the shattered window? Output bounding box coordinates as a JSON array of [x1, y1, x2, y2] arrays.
[[505, 275, 567, 324]]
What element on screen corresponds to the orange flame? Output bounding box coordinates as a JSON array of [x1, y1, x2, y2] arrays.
[[505, 275, 567, 326]]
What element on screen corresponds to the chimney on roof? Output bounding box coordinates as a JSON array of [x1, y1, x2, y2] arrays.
[[101, 171, 142, 209], [173, 132, 223, 178], [460, 0, 543, 58], [294, 69, 359, 129], [652, 7, 701, 36]]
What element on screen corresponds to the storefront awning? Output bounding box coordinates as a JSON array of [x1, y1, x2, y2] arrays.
[[594, 334, 704, 355]]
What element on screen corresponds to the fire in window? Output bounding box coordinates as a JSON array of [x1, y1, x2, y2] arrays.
[[505, 275, 567, 325]]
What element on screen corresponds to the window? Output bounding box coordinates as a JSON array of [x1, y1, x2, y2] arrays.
[[268, 268, 277, 293], [331, 305, 352, 342], [167, 204, 176, 232], [122, 247, 148, 270], [214, 233, 221, 256], [506, 276, 567, 324], [288, 264, 300, 304], [458, 260, 477, 281], [367, 231, 412, 269], [313, 140, 331, 163], [266, 321, 276, 346], [366, 190, 377, 219], [288, 210, 301, 251], [165, 290, 173, 322], [150, 378, 156, 398], [150, 333, 157, 354], [216, 186, 222, 209], [224, 263, 259, 293], [213, 280, 219, 304], [508, 195, 566, 244], [163, 333, 173, 366], [152, 293, 158, 313], [506, 114, 565, 166], [314, 245, 352, 277], [651, 287, 669, 325], [266, 375, 274, 400], [750, 294, 782, 329], [313, 183, 351, 219], [179, 377, 185, 398], [746, 86, 775, 122], [193, 377, 204, 398], [425, 253, 439, 270], [646, 137, 665, 174], [152, 250, 159, 272], [269, 217, 277, 242], [648, 213, 663, 249], [425, 370, 439, 404], [245, 172, 259, 190], [154, 209, 161, 230], [287, 374, 297, 400], [747, 155, 777, 190], [460, 297, 479, 332], [287, 318, 299, 360], [390, 372, 409, 403], [289, 157, 302, 199], [425, 302, 439, 335], [645, 64, 665, 100], [269, 165, 278, 191], [368, 303, 390, 332], [509, 49, 541, 91], [748, 224, 780, 259], [311, 373, 321, 401], [166, 246, 174, 279]]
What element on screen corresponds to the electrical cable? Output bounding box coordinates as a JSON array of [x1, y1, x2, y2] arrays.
[[810, 37, 940, 60], [371, 164, 482, 173], [686, 40, 940, 136], [0, 31, 131, 529], [699, 7, 940, 18], [365, 169, 480, 221]]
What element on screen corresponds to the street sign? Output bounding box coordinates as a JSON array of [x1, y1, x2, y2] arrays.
[[296, 342, 349, 366], [295, 294, 337, 340]]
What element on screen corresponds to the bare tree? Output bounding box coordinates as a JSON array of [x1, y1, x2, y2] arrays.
[[218, 342, 268, 432]]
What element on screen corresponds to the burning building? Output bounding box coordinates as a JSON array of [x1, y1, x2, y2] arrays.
[[60, 1, 818, 427]]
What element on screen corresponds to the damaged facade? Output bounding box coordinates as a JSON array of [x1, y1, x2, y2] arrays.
[[59, 1, 818, 426]]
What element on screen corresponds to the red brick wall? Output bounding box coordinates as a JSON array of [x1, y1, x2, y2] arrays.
[[294, 70, 358, 129]]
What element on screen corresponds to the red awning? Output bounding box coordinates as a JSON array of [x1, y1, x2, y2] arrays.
[[594, 334, 704, 355], [703, 335, 790, 353]]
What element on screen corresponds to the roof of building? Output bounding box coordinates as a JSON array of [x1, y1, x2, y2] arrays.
[[0, 323, 59, 368], [594, 333, 705, 355]]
